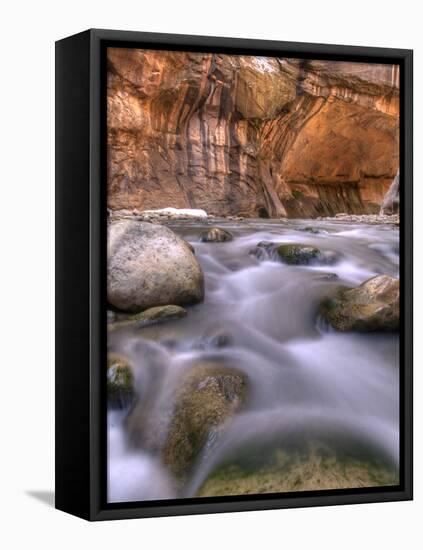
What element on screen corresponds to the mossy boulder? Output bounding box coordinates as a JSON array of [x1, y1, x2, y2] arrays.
[[107, 354, 134, 408], [319, 274, 399, 331], [108, 304, 187, 333], [200, 227, 234, 243], [126, 362, 248, 478], [130, 305, 187, 326], [253, 242, 339, 265], [197, 441, 398, 497], [276, 243, 321, 264]]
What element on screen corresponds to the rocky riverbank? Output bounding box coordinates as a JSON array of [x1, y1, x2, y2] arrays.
[[108, 208, 399, 227], [108, 207, 245, 224], [317, 213, 400, 225]]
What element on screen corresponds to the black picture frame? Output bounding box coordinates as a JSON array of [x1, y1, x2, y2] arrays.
[[55, 28, 413, 521]]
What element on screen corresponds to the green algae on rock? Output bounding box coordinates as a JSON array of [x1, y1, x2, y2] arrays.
[[276, 243, 321, 264], [130, 305, 187, 326], [108, 304, 188, 334], [107, 354, 134, 407], [253, 241, 340, 265]]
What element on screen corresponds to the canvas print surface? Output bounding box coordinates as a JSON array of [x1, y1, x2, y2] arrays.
[[106, 48, 400, 503]]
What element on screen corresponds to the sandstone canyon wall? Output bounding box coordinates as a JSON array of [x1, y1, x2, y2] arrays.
[[107, 48, 399, 218]]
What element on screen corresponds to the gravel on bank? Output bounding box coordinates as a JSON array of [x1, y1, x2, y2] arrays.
[[316, 213, 399, 225], [108, 208, 399, 226]]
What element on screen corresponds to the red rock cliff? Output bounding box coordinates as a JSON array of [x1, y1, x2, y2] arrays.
[[107, 49, 399, 218]]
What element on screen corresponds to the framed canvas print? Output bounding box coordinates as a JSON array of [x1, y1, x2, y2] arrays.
[[55, 29, 413, 521]]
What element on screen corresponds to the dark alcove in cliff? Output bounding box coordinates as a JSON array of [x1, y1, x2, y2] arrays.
[[257, 207, 270, 219]]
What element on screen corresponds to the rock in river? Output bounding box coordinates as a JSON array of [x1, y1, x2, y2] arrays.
[[319, 274, 399, 331], [253, 242, 339, 265], [200, 227, 234, 243], [108, 220, 204, 312], [297, 226, 321, 234], [126, 362, 248, 477], [131, 305, 187, 326], [108, 304, 188, 334], [276, 243, 322, 264], [107, 354, 134, 408]]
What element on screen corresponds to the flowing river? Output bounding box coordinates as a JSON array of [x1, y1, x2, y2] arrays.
[[107, 218, 400, 503]]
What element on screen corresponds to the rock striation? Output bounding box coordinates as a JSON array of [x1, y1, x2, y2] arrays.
[[108, 49, 399, 218]]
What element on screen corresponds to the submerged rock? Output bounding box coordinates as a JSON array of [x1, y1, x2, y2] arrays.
[[316, 272, 339, 281], [107, 354, 134, 408], [319, 274, 399, 331], [200, 227, 234, 243], [108, 220, 204, 312], [197, 441, 398, 497], [252, 242, 339, 265], [198, 330, 233, 350], [297, 226, 320, 234], [126, 362, 248, 477]]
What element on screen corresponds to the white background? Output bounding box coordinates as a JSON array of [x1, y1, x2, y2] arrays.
[[0, 0, 420, 548]]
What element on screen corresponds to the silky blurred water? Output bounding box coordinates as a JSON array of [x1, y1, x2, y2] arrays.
[[107, 219, 400, 502]]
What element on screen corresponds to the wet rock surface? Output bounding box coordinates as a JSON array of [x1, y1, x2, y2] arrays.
[[126, 362, 248, 477], [319, 275, 399, 331], [252, 242, 340, 265], [107, 354, 134, 408], [108, 304, 188, 333]]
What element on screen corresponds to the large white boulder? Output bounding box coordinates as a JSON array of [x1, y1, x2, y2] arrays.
[[108, 220, 204, 312]]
